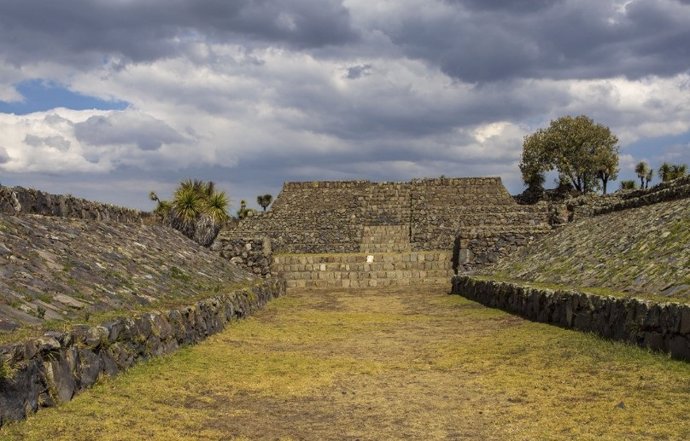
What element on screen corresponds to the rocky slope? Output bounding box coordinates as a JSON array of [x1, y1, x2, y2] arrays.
[[485, 197, 690, 303], [0, 212, 254, 335]]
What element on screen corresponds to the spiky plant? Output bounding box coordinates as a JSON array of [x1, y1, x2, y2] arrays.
[[204, 191, 230, 223], [659, 163, 673, 182], [635, 161, 650, 189], [670, 164, 688, 180], [149, 179, 229, 246], [645, 169, 654, 189]]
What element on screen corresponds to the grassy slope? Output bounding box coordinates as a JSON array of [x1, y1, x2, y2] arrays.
[[3, 287, 690, 440], [486, 198, 690, 303]]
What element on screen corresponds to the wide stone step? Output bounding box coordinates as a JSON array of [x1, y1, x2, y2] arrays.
[[287, 277, 452, 289], [273, 251, 454, 289]]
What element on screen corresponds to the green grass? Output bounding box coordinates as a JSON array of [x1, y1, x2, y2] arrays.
[[2, 287, 690, 440]]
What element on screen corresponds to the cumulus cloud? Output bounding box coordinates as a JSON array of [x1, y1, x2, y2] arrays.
[[24, 134, 71, 151], [74, 111, 186, 151], [0, 146, 10, 164]]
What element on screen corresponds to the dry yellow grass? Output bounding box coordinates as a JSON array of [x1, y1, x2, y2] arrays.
[[2, 286, 690, 440]]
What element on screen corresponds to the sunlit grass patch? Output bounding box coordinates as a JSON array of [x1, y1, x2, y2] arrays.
[[3, 287, 690, 441], [428, 318, 690, 440]]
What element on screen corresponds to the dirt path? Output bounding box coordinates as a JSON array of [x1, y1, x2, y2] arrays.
[[4, 286, 690, 440]]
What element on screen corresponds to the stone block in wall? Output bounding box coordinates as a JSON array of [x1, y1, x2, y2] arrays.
[[451, 276, 690, 361]]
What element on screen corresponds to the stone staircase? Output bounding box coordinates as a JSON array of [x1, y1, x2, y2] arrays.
[[272, 251, 454, 289]]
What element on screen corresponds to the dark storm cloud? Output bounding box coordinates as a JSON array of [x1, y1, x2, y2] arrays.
[[2, 0, 688, 83], [382, 0, 690, 82], [273, 77, 569, 141], [345, 64, 372, 79], [446, 0, 563, 13], [74, 112, 185, 151], [0, 0, 357, 68]]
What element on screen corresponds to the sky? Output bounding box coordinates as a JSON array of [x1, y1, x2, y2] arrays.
[[0, 0, 689, 212]]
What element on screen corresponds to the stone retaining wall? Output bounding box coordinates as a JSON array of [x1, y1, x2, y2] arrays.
[[453, 227, 552, 272], [568, 175, 690, 219], [274, 251, 453, 289], [211, 236, 273, 277], [451, 276, 690, 360], [360, 225, 410, 253], [0, 186, 144, 223], [592, 176, 690, 216], [0, 279, 285, 426]]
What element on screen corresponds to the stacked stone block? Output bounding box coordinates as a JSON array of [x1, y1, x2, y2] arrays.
[[452, 276, 690, 361], [360, 225, 410, 253], [273, 252, 453, 289]]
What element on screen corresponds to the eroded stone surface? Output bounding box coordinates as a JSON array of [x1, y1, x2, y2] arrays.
[[0, 213, 254, 329], [487, 197, 690, 301]]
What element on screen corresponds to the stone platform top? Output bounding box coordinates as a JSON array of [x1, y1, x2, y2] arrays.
[[224, 177, 551, 254]]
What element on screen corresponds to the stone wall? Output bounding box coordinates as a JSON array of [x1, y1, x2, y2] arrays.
[[223, 177, 552, 254], [360, 225, 410, 253], [591, 175, 690, 216], [451, 276, 690, 360], [0, 279, 285, 426], [453, 226, 552, 273], [210, 236, 273, 277], [0, 186, 144, 223], [273, 251, 453, 289], [567, 175, 690, 220]]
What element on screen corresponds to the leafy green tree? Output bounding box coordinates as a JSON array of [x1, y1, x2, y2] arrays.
[[635, 161, 651, 189], [520, 115, 619, 194], [257, 194, 273, 212], [149, 179, 229, 246]]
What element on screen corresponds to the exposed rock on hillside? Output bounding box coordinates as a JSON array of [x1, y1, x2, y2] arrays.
[[486, 198, 690, 302], [0, 213, 254, 333]]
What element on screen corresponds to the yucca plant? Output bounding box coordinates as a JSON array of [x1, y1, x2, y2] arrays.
[[670, 164, 687, 180], [635, 161, 651, 189], [659, 163, 673, 182], [205, 191, 230, 223], [148, 179, 229, 246]]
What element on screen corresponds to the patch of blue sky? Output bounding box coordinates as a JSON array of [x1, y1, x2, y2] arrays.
[[624, 132, 690, 164], [0, 79, 128, 115]]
